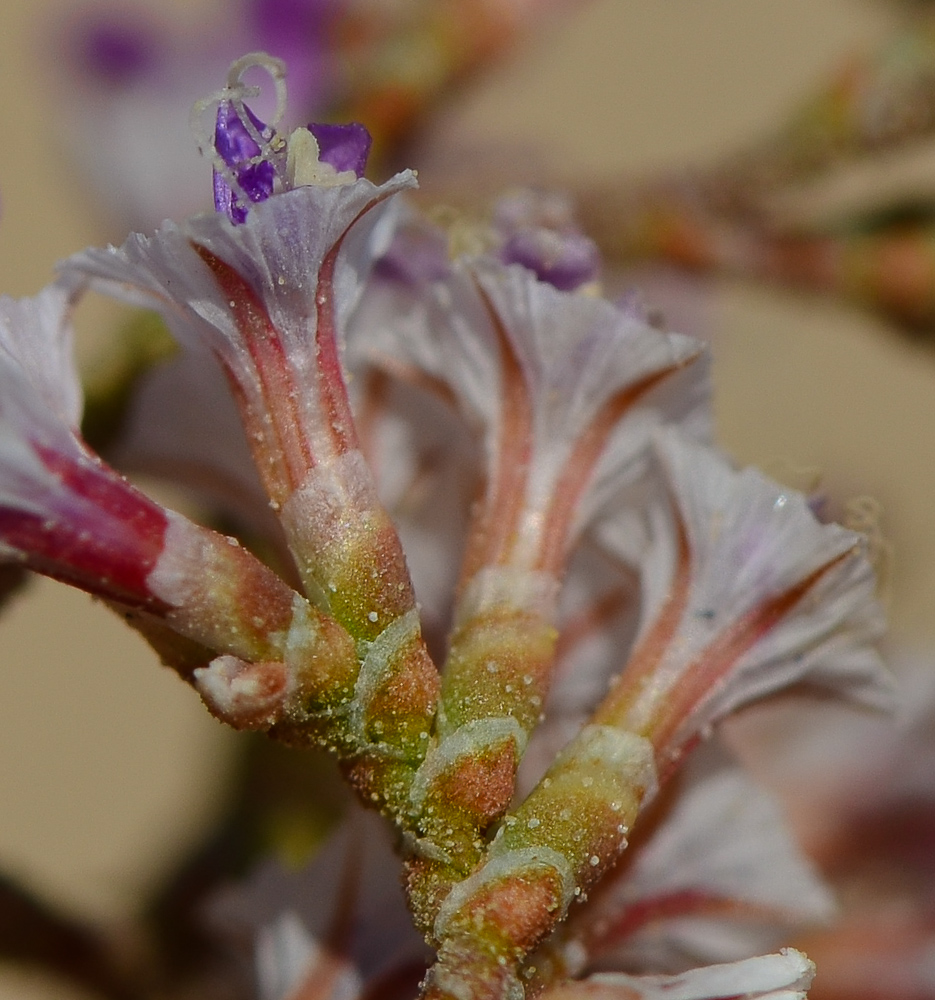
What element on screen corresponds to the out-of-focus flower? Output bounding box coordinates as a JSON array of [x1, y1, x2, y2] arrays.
[[724, 651, 935, 1000]]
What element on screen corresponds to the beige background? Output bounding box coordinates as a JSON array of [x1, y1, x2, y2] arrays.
[[0, 1, 931, 995]]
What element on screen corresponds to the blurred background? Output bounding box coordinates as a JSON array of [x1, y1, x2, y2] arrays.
[[2, 0, 935, 995]]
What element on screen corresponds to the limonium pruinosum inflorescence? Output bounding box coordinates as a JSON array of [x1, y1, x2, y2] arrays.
[[0, 52, 894, 1000]]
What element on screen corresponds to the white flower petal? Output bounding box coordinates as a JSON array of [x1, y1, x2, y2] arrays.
[[624, 750, 834, 921], [205, 805, 430, 992], [599, 432, 891, 752], [468, 259, 710, 530], [61, 175, 415, 502], [542, 950, 814, 1000], [0, 284, 82, 429], [256, 911, 322, 1000], [357, 257, 710, 571], [64, 173, 413, 369], [0, 287, 92, 519], [107, 342, 276, 533]]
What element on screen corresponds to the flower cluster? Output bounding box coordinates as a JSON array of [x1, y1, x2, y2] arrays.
[[0, 54, 893, 1000]]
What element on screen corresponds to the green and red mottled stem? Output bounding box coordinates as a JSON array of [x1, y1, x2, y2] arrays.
[[191, 231, 444, 825], [419, 726, 656, 1000], [402, 353, 693, 933], [418, 511, 864, 998]]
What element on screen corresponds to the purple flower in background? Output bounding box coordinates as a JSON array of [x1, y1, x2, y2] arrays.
[[499, 227, 601, 291], [248, 0, 338, 108], [75, 15, 162, 86], [494, 187, 601, 291]]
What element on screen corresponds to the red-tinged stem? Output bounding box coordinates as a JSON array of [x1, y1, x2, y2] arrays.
[[0, 444, 354, 685], [4, 444, 169, 612]]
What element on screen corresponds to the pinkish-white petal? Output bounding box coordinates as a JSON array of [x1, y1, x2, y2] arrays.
[[61, 173, 415, 505], [0, 284, 83, 429], [356, 256, 709, 573], [256, 911, 363, 1000], [469, 259, 709, 532], [62, 173, 413, 379], [0, 288, 119, 544], [356, 374, 477, 645], [0, 289, 313, 664], [597, 431, 891, 760], [539, 950, 814, 1000], [106, 342, 276, 534]]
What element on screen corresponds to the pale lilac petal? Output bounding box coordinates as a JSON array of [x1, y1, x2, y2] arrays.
[[61, 174, 415, 499], [354, 376, 476, 646], [63, 172, 414, 359], [597, 432, 891, 755], [357, 258, 710, 564], [500, 228, 600, 291], [0, 287, 99, 533], [256, 911, 362, 1000], [106, 344, 277, 535], [726, 646, 935, 879], [371, 214, 451, 286]]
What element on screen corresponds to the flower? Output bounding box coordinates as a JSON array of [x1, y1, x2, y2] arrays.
[[50, 0, 585, 229], [0, 283, 358, 730], [62, 55, 443, 835], [0, 48, 900, 1000], [592, 431, 891, 774], [415, 433, 889, 1000], [63, 59, 421, 640]]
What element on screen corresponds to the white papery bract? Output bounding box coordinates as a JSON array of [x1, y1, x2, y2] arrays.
[[0, 285, 86, 518], [0, 284, 83, 430], [355, 256, 710, 574], [0, 282, 318, 670], [62, 171, 416, 506], [596, 431, 891, 761], [537, 950, 815, 1000], [206, 805, 430, 1000]]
